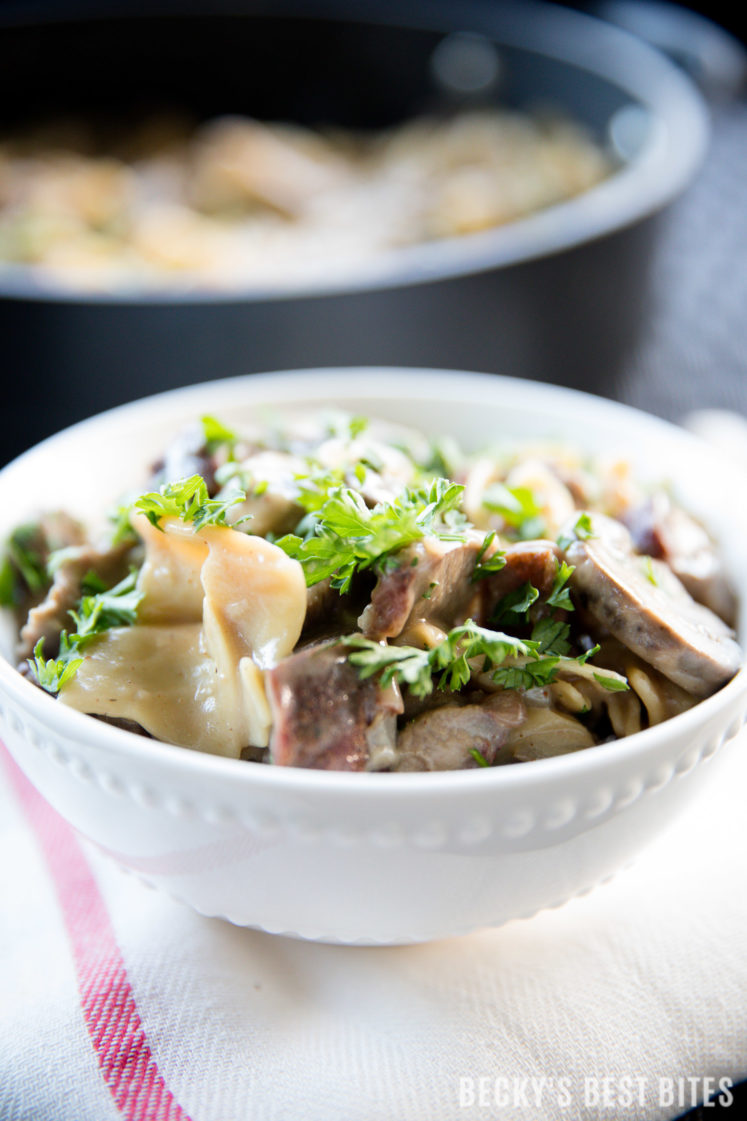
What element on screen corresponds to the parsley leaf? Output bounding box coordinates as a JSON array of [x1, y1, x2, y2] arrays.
[[0, 524, 49, 606], [490, 657, 561, 690], [134, 475, 247, 532], [344, 620, 535, 698], [68, 569, 142, 639], [641, 556, 659, 586], [471, 531, 507, 582], [557, 512, 594, 551], [482, 483, 546, 540], [546, 560, 575, 610], [592, 671, 630, 692], [276, 477, 467, 593], [491, 581, 539, 625], [30, 633, 83, 694], [28, 569, 144, 695], [201, 415, 239, 455], [530, 616, 571, 655]]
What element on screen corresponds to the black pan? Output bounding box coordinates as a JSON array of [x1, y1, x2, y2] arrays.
[[0, 0, 708, 462]]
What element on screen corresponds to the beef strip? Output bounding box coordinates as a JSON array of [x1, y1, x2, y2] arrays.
[[265, 642, 403, 770], [17, 539, 134, 663], [480, 539, 562, 622], [358, 533, 486, 641], [393, 690, 526, 771], [563, 512, 742, 697], [3, 511, 86, 615]]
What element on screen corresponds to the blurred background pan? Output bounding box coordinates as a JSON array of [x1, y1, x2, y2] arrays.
[[0, 0, 709, 462]]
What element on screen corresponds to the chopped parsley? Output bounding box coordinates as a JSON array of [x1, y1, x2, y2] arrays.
[[29, 569, 144, 694], [491, 582, 540, 626], [546, 560, 575, 609], [641, 555, 659, 586], [471, 531, 507, 582], [69, 569, 142, 638], [276, 477, 467, 593], [344, 621, 536, 698], [592, 671, 630, 692], [201, 415, 239, 456], [134, 475, 247, 532], [557, 512, 594, 550], [0, 524, 49, 606], [30, 633, 83, 694], [490, 559, 575, 631], [530, 616, 571, 655], [482, 483, 546, 540]]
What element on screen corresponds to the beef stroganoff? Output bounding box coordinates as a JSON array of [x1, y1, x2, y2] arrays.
[[0, 109, 610, 291], [1, 411, 740, 772]]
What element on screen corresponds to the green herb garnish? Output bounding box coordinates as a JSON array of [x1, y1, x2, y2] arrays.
[[592, 671, 631, 692], [276, 477, 466, 593], [29, 570, 144, 694], [344, 621, 535, 698], [68, 569, 142, 639], [546, 560, 575, 610], [30, 633, 83, 694], [134, 475, 247, 532], [201, 415, 239, 455], [557, 512, 594, 550], [471, 531, 507, 582], [641, 556, 659, 586], [482, 483, 546, 540], [0, 524, 49, 606]]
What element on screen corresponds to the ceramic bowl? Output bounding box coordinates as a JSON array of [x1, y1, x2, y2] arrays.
[[1, 369, 745, 944]]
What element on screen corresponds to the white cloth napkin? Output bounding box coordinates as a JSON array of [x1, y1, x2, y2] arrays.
[[2, 724, 746, 1121]]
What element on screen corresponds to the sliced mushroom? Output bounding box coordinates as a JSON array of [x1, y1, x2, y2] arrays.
[[393, 690, 526, 771], [563, 512, 742, 697], [624, 492, 738, 625], [224, 449, 306, 537], [505, 706, 595, 762]]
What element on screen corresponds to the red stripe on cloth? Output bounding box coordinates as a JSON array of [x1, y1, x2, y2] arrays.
[[1, 743, 193, 1121]]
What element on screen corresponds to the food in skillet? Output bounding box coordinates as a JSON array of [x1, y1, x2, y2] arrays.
[[1, 412, 740, 771], [0, 109, 610, 290]]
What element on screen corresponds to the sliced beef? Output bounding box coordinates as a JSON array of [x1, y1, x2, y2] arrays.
[[17, 539, 133, 663], [393, 690, 526, 771], [358, 533, 485, 640], [481, 539, 563, 622], [2, 511, 86, 613], [266, 642, 403, 770], [563, 512, 742, 697], [624, 493, 737, 625]]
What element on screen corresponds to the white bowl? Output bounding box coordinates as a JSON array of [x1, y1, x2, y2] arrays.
[[1, 369, 745, 944]]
